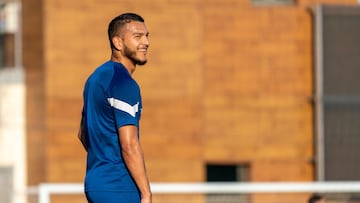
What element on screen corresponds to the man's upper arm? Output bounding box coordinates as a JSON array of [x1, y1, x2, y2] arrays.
[[118, 125, 139, 148]]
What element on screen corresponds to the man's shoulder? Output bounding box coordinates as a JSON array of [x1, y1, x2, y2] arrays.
[[96, 60, 113, 72], [90, 61, 114, 78]]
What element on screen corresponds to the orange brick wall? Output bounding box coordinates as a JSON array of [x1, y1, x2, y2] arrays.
[[202, 2, 316, 182], [23, 0, 357, 202]]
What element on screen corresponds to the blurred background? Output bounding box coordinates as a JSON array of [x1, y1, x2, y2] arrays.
[[1, 0, 360, 202]]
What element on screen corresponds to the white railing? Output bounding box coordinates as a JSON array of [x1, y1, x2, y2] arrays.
[[29, 182, 360, 203]]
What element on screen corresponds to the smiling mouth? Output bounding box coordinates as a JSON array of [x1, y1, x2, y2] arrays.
[[138, 45, 148, 52], [139, 49, 147, 54]]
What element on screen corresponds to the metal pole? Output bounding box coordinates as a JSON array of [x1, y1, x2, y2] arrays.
[[38, 184, 50, 203], [314, 4, 325, 181], [14, 0, 22, 68]]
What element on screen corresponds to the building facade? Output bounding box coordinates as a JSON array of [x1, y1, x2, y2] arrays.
[[21, 0, 358, 202]]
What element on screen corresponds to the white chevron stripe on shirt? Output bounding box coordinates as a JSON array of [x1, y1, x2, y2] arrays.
[[107, 98, 139, 117]]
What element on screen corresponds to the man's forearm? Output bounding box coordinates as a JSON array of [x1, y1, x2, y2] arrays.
[[122, 142, 152, 200]]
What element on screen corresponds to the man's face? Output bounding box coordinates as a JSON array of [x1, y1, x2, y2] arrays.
[[121, 21, 149, 65]]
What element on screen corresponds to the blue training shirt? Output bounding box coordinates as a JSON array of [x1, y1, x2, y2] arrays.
[[82, 60, 142, 192]]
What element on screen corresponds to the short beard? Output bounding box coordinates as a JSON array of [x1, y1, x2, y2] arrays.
[[123, 45, 147, 66]]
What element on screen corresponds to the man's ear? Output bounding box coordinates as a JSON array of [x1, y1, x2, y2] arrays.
[[112, 36, 123, 51]]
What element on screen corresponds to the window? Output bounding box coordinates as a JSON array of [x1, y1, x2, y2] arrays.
[[206, 164, 249, 182], [0, 2, 20, 69], [206, 164, 250, 203], [314, 5, 360, 181]]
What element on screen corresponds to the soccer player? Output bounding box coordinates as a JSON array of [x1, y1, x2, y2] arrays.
[[78, 13, 152, 203]]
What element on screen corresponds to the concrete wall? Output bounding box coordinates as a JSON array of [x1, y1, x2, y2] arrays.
[[0, 68, 25, 203]]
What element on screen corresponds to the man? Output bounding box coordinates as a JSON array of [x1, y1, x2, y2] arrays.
[[78, 13, 152, 203], [308, 194, 326, 203]]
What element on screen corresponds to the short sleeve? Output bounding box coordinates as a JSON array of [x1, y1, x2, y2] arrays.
[[108, 97, 140, 128], [107, 65, 142, 129]]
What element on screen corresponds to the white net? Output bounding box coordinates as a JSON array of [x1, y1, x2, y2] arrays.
[[28, 182, 360, 203]]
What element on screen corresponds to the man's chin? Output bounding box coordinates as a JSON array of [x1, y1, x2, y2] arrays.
[[127, 53, 147, 66], [136, 60, 147, 66]]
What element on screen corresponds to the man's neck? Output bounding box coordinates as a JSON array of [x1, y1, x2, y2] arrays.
[[111, 55, 136, 74]]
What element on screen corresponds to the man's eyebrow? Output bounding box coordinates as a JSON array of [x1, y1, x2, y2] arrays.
[[133, 31, 149, 36]]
